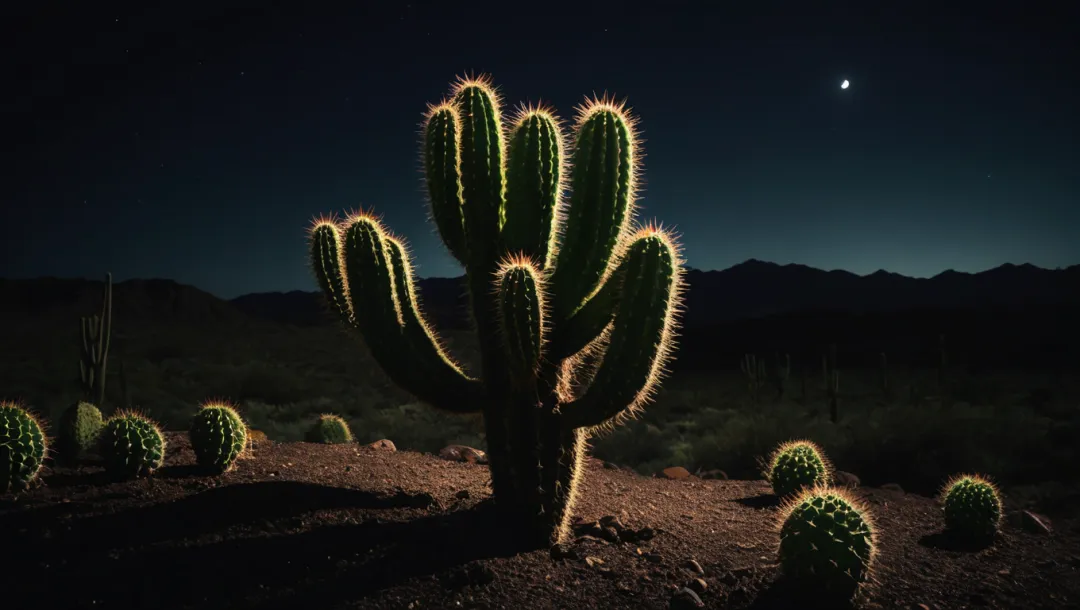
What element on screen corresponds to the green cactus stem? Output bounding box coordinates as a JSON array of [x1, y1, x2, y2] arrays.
[[79, 273, 113, 407], [778, 486, 877, 600], [189, 402, 248, 473], [308, 76, 682, 548], [941, 474, 1003, 541], [57, 401, 104, 464], [0, 401, 48, 493], [766, 439, 833, 497], [99, 411, 165, 479], [306, 414, 353, 444]]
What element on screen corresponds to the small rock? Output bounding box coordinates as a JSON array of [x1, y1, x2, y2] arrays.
[[642, 552, 664, 564], [915, 604, 931, 610], [636, 527, 657, 541], [998, 568, 1011, 576], [575, 534, 606, 545], [600, 526, 622, 543], [550, 543, 578, 561], [660, 466, 692, 480], [833, 471, 861, 488], [363, 439, 396, 452], [1020, 510, 1053, 535], [438, 445, 488, 464], [455, 489, 470, 500], [603, 461, 620, 470], [585, 556, 605, 569], [574, 521, 604, 537], [880, 483, 904, 493], [697, 469, 728, 480], [247, 429, 270, 446], [670, 586, 705, 609], [683, 559, 705, 575], [688, 578, 707, 593], [618, 528, 640, 543]]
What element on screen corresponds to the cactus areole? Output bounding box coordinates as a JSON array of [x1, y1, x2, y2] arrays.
[[309, 76, 683, 547]]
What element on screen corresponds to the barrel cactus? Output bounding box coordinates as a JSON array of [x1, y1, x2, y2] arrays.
[[306, 414, 353, 444], [778, 486, 876, 600], [99, 411, 166, 478], [309, 75, 682, 546], [766, 439, 833, 497], [189, 402, 247, 473], [56, 400, 104, 463], [0, 401, 48, 493], [941, 473, 1002, 541]]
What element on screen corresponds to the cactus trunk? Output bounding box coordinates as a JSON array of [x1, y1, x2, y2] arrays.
[[308, 77, 682, 547]]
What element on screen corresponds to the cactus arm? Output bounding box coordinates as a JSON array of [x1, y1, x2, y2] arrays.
[[452, 78, 506, 266], [310, 216, 483, 413], [549, 102, 637, 319], [561, 229, 681, 430], [548, 272, 617, 361], [423, 104, 469, 264], [495, 257, 547, 385], [503, 108, 564, 267]]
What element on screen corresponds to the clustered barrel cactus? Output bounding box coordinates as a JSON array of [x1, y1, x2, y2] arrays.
[[306, 414, 352, 444], [0, 401, 48, 492], [56, 400, 104, 463], [99, 411, 166, 478], [941, 473, 1002, 541], [778, 486, 877, 600], [309, 75, 682, 546], [767, 439, 833, 497], [190, 402, 247, 473]]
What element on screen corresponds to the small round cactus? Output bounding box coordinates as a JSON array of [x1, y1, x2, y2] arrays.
[[778, 486, 876, 599], [0, 401, 48, 493], [941, 474, 1002, 541], [57, 401, 104, 463], [99, 411, 166, 478], [189, 401, 247, 473], [766, 439, 833, 497], [305, 414, 353, 444]]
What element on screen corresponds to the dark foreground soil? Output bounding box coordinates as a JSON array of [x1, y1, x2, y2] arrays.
[[3, 434, 1078, 610]]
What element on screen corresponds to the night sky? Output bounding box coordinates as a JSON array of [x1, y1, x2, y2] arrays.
[[5, 3, 1078, 298]]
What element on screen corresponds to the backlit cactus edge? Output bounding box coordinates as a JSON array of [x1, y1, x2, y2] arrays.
[[309, 75, 683, 546]]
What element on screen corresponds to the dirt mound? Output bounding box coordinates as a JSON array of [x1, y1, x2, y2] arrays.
[[2, 433, 1077, 609]]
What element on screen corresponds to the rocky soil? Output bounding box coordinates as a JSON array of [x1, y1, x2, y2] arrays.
[[2, 433, 1078, 609]]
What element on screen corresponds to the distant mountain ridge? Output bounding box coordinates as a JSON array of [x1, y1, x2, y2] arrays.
[[230, 260, 1080, 329], [2, 260, 1077, 330]]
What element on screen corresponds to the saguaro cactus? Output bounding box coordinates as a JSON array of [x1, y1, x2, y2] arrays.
[[309, 76, 682, 547], [80, 273, 113, 407]]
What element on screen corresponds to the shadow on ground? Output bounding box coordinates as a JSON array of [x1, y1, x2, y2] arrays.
[[2, 481, 525, 609]]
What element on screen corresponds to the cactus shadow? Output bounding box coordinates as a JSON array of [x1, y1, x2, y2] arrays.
[[6, 486, 526, 609], [918, 530, 995, 552], [747, 576, 859, 609], [734, 494, 781, 509]]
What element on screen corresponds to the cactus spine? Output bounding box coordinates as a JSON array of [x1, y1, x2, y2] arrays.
[[0, 402, 48, 492], [80, 273, 113, 407], [309, 76, 682, 547]]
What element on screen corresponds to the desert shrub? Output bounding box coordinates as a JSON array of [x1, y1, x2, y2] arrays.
[[778, 487, 876, 600], [190, 402, 248, 473], [0, 401, 48, 492], [99, 412, 166, 478]]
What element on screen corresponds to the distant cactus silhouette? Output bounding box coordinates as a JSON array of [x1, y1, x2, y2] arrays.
[[941, 474, 1002, 541], [778, 486, 876, 600], [190, 402, 247, 473], [766, 439, 833, 497], [79, 273, 112, 407], [309, 75, 682, 546], [57, 401, 104, 464], [0, 401, 47, 492], [306, 414, 353, 444], [99, 411, 165, 478]]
